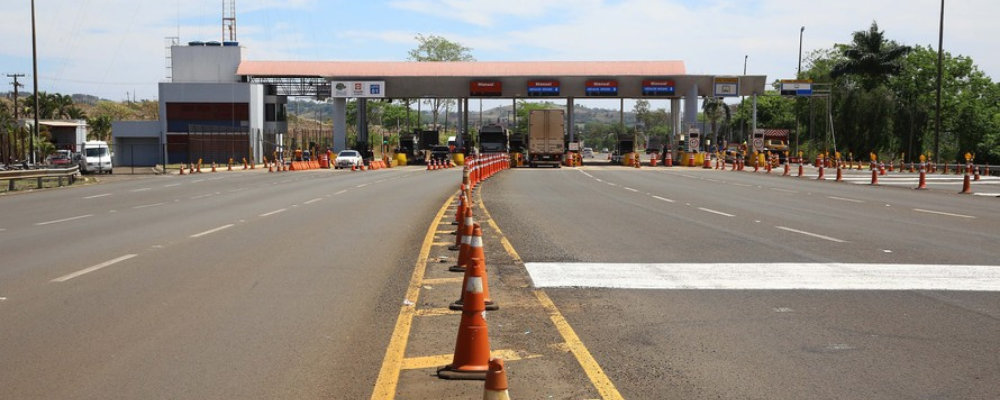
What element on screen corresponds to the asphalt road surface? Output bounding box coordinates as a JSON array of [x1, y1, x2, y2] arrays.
[[3, 163, 998, 399], [0, 167, 457, 399], [483, 165, 999, 400]]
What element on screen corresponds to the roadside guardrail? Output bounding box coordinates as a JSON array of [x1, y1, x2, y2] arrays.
[[0, 166, 80, 192]]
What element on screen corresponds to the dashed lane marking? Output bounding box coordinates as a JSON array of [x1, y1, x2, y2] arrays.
[[132, 203, 165, 209], [698, 207, 735, 217], [652, 195, 676, 203], [303, 198, 323, 205], [828, 196, 864, 203], [776, 226, 848, 243], [913, 208, 976, 219], [83, 193, 112, 199], [36, 214, 94, 226], [51, 254, 138, 283], [190, 224, 234, 238], [623, 187, 639, 193], [259, 208, 287, 217]]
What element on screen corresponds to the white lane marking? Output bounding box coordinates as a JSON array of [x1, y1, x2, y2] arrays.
[[606, 182, 619, 187], [190, 224, 234, 238], [524, 262, 1000, 291], [698, 207, 735, 217], [36, 214, 95, 226], [163, 183, 181, 188], [652, 196, 676, 203], [595, 178, 604, 183], [357, 184, 369, 188], [132, 203, 165, 209], [131, 188, 152, 192], [303, 198, 323, 205], [974, 193, 1000, 197], [913, 208, 976, 219], [731, 183, 752, 187], [51, 254, 138, 283], [190, 193, 215, 199], [192, 179, 205, 183], [828, 196, 864, 203], [706, 178, 721, 183], [776, 226, 848, 243], [335, 189, 348, 195], [83, 193, 112, 199], [623, 187, 639, 193], [259, 208, 287, 217], [770, 188, 798, 194]]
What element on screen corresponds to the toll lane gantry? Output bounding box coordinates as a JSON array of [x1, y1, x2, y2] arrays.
[[236, 60, 768, 154]]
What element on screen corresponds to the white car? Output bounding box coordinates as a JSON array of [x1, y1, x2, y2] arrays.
[[582, 148, 595, 158], [334, 150, 363, 169]]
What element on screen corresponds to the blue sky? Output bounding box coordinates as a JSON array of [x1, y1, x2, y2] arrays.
[[2, 0, 997, 102]]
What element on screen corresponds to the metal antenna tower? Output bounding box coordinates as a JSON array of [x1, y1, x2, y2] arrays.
[[223, 0, 237, 41]]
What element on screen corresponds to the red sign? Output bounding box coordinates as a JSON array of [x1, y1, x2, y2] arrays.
[[528, 80, 560, 88], [586, 80, 618, 88], [470, 81, 502, 97], [642, 80, 674, 87]]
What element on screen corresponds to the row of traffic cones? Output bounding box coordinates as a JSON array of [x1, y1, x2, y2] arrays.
[[435, 153, 512, 399], [426, 159, 455, 170]]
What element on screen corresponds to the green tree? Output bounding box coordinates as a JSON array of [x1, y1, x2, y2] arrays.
[[87, 115, 113, 142], [831, 21, 911, 90], [702, 98, 731, 146], [407, 34, 475, 129]]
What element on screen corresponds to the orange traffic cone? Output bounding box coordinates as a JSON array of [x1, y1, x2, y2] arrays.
[[179, 164, 185, 175], [452, 191, 466, 226], [450, 206, 472, 253], [835, 164, 843, 182], [871, 163, 879, 185], [450, 254, 498, 311], [437, 259, 491, 380], [960, 164, 973, 194], [483, 358, 511, 400], [915, 164, 928, 190], [451, 209, 475, 272]]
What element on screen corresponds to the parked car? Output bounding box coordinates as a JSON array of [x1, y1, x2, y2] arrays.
[[334, 150, 363, 169], [46, 150, 74, 168], [582, 147, 595, 158]]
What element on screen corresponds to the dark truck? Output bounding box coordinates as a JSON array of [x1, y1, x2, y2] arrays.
[[509, 133, 527, 153], [645, 136, 664, 154], [478, 123, 510, 153], [611, 133, 635, 164]]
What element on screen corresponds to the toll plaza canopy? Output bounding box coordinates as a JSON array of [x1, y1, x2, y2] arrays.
[[236, 60, 768, 98]]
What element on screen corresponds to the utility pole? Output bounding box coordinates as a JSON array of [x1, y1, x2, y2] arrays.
[[31, 0, 40, 164], [7, 74, 25, 165], [795, 26, 805, 159], [935, 0, 945, 164]]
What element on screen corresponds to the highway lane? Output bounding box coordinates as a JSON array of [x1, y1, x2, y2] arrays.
[[483, 166, 1000, 400], [0, 167, 460, 399]]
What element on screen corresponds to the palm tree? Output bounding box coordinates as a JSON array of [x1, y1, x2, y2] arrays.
[[831, 21, 911, 89]]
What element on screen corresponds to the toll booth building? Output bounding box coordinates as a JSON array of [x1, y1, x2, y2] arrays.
[[113, 42, 287, 167]]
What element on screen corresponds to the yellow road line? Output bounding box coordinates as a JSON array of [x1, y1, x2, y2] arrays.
[[400, 349, 543, 371], [370, 193, 457, 400], [430, 242, 452, 246], [479, 194, 623, 400], [414, 307, 461, 317], [535, 290, 625, 400], [422, 277, 464, 285]]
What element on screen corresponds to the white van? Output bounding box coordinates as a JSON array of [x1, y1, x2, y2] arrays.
[[77, 140, 113, 174]]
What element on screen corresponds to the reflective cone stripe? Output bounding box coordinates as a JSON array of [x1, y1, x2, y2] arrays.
[[437, 261, 491, 380], [455, 192, 466, 224], [483, 358, 511, 400]]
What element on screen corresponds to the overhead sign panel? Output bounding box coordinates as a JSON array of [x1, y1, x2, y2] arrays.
[[780, 80, 813, 96], [585, 80, 619, 97], [331, 81, 386, 98], [642, 79, 676, 96], [527, 80, 560, 97], [713, 77, 740, 97], [470, 81, 502, 97]]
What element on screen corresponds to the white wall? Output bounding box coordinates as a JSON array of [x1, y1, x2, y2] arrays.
[[171, 45, 243, 84]]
